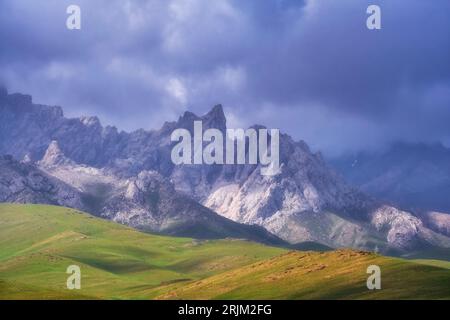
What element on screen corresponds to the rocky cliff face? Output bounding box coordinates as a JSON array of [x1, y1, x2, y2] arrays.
[[102, 170, 286, 244], [0, 155, 83, 209], [1, 89, 450, 252]]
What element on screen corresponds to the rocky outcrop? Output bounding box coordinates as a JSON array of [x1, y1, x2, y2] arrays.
[[39, 141, 75, 167], [101, 170, 285, 244], [0, 155, 83, 209]]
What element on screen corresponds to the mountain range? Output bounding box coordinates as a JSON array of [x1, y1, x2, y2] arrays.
[[1, 88, 450, 254]]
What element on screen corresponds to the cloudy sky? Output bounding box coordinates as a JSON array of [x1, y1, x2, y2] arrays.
[[1, 0, 449, 156]]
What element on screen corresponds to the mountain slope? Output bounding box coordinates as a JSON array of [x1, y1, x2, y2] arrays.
[[0, 155, 84, 209], [1, 204, 449, 300], [157, 250, 450, 300]]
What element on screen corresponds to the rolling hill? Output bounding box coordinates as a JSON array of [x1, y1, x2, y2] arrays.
[[0, 204, 449, 300]]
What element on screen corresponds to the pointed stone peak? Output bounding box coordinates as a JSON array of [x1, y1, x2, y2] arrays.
[[175, 111, 200, 132], [208, 104, 224, 116], [203, 104, 225, 120], [162, 105, 228, 135], [39, 141, 74, 167], [202, 104, 227, 131], [179, 111, 199, 122]]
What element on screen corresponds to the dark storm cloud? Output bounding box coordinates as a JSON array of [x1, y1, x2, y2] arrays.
[[0, 0, 449, 155]]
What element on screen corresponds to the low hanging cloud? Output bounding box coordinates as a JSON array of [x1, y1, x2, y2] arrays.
[[1, 0, 449, 155]]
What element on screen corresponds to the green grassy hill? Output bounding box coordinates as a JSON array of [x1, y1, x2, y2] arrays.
[[0, 204, 449, 300], [157, 250, 450, 300]]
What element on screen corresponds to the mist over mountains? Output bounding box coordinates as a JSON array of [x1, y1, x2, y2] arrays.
[[332, 142, 450, 213], [1, 88, 450, 254]]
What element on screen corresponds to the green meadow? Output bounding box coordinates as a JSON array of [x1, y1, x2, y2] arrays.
[[0, 204, 449, 300]]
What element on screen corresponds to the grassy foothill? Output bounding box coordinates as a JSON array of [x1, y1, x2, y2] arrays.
[[0, 204, 449, 300]]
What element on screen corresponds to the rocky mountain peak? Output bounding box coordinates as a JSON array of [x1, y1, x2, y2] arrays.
[[204, 104, 225, 120], [179, 110, 199, 122], [202, 104, 226, 132], [39, 141, 74, 167], [174, 105, 227, 134], [175, 111, 200, 132]]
